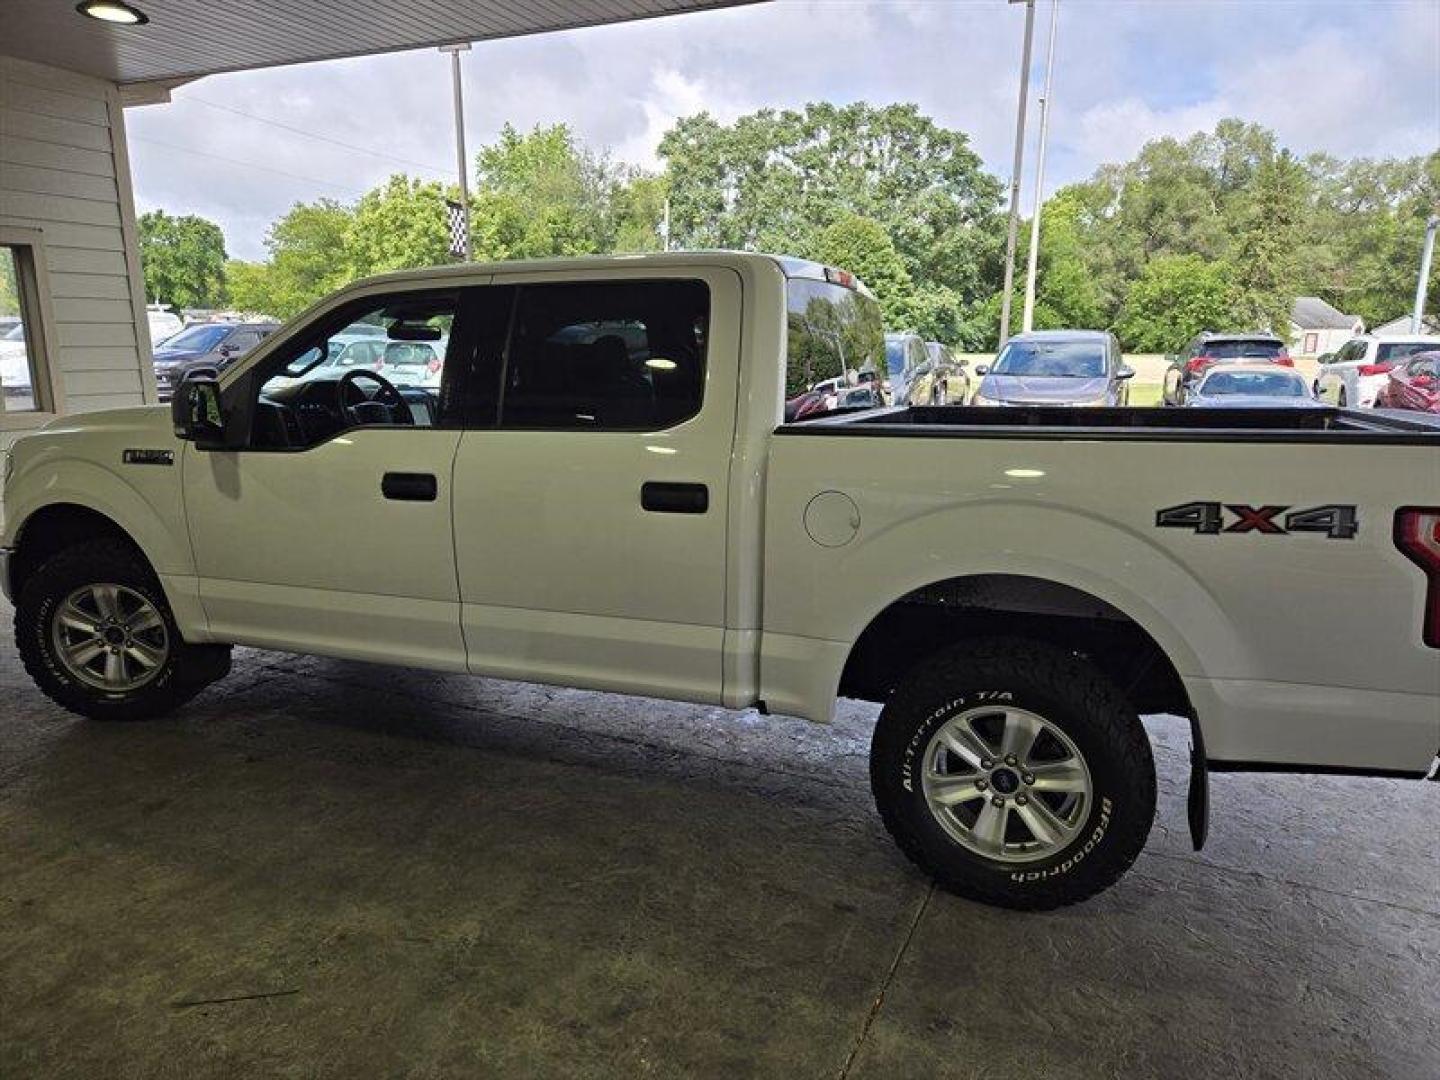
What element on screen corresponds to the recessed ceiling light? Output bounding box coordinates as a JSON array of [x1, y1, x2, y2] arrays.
[[76, 1, 149, 25]]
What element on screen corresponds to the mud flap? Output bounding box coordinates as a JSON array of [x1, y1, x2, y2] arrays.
[[1187, 714, 1209, 851]]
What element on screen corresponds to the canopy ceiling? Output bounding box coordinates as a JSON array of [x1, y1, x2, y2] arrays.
[[2, 0, 759, 86]]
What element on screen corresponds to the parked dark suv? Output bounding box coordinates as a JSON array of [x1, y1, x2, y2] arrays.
[[152, 321, 278, 400], [1162, 332, 1292, 406]]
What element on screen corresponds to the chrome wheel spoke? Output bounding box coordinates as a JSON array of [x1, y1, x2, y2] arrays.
[[1016, 800, 1068, 847], [970, 801, 1008, 853], [124, 640, 165, 671], [64, 638, 106, 668], [126, 608, 163, 635], [91, 584, 122, 622], [1028, 759, 1088, 793], [103, 649, 126, 685], [999, 709, 1042, 763], [937, 723, 991, 772], [59, 600, 101, 636], [927, 775, 986, 806]]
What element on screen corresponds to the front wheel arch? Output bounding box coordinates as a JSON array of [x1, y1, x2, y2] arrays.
[[11, 503, 147, 601]]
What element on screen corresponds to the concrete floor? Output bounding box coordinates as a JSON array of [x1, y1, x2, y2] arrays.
[[1, 597, 1437, 1079]]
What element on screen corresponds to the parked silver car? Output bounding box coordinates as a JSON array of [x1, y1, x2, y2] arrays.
[[971, 330, 1133, 407]]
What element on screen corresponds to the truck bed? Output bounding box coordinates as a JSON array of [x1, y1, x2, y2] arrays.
[[780, 405, 1440, 443]]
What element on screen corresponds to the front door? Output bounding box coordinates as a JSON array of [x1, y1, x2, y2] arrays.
[[451, 270, 741, 703], [184, 287, 477, 670]]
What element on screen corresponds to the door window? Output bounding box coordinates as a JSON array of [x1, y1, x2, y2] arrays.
[[499, 280, 709, 430], [249, 290, 463, 449]]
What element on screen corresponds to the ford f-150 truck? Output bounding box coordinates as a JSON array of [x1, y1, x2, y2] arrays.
[[4, 253, 1438, 910]]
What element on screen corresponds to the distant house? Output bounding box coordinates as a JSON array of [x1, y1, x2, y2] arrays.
[[1369, 313, 1440, 337], [1289, 297, 1364, 357]]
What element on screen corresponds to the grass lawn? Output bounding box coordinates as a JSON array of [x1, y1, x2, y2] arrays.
[[1128, 382, 1163, 408]]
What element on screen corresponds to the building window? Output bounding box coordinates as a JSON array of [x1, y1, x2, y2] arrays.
[[0, 230, 59, 423], [1303, 332, 1318, 355]]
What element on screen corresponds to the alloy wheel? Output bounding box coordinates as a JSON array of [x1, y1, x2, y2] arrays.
[[50, 583, 169, 692], [921, 705, 1093, 864]]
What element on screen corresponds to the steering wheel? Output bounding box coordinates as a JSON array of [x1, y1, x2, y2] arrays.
[[336, 368, 412, 427]]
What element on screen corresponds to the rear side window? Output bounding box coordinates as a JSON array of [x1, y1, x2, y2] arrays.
[[501, 280, 709, 430], [787, 279, 884, 397], [1377, 342, 1436, 364]]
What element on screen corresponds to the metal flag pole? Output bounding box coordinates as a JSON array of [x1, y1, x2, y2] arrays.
[[998, 0, 1037, 348], [1021, 0, 1060, 333], [440, 42, 473, 261]]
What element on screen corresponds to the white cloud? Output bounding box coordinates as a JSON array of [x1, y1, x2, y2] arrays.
[[123, 0, 1438, 261]]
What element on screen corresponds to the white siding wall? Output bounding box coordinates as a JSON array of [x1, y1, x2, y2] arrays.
[[0, 56, 155, 449]]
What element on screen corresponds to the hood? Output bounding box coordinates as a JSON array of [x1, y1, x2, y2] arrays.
[[1185, 395, 1322, 409], [979, 374, 1111, 404], [152, 347, 206, 365]]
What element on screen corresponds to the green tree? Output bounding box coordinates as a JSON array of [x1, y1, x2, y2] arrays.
[[248, 198, 353, 319], [222, 259, 277, 317], [811, 215, 916, 326], [659, 102, 1003, 327], [0, 252, 19, 317], [1116, 255, 1236, 352], [472, 123, 624, 259], [345, 174, 453, 275], [1229, 150, 1307, 334], [138, 210, 227, 309]]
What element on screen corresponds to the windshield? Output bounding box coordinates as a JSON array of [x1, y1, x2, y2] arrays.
[[1202, 339, 1284, 359], [160, 324, 229, 352], [1377, 342, 1437, 364], [1198, 370, 1306, 397], [992, 340, 1105, 378]]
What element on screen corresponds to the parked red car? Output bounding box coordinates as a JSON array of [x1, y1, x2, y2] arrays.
[[1374, 351, 1440, 414]]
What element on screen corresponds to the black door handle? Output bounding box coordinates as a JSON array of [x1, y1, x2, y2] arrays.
[[641, 481, 708, 514], [382, 472, 437, 502]]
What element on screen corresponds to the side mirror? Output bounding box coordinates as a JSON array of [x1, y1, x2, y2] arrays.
[[1117, 366, 1136, 381], [171, 376, 231, 450], [975, 364, 989, 376]]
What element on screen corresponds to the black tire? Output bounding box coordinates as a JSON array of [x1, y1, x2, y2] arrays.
[[15, 539, 229, 721], [870, 637, 1156, 910]]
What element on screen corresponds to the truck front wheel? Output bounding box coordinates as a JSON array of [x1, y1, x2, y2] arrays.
[[870, 638, 1155, 910], [15, 539, 229, 721]]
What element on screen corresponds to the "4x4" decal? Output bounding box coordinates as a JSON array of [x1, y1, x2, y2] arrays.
[[1156, 501, 1358, 539]]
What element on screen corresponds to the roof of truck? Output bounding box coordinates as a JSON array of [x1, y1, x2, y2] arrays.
[[340, 251, 874, 297]]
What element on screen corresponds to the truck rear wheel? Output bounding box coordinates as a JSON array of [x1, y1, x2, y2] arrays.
[[870, 638, 1155, 910], [15, 539, 229, 721]]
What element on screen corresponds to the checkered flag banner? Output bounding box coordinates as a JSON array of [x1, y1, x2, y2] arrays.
[[445, 199, 468, 260]]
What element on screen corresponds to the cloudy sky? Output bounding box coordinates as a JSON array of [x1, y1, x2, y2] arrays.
[[125, 0, 1440, 261]]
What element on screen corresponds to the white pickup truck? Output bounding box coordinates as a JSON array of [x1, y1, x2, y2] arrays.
[[4, 253, 1438, 910]]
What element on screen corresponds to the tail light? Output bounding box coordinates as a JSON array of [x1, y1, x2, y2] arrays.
[[1185, 355, 1214, 375], [1358, 363, 1393, 377], [1274, 352, 1294, 367], [1395, 508, 1440, 647], [428, 357, 442, 374]]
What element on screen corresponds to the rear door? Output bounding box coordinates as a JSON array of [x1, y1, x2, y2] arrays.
[[451, 268, 742, 703]]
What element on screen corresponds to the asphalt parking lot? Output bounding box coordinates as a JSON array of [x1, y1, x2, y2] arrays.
[[2, 594, 1437, 1079]]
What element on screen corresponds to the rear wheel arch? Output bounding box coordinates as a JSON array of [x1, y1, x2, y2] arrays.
[[839, 573, 1194, 718]]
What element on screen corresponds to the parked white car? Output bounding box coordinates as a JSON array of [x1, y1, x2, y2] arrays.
[[3, 253, 1438, 913], [1315, 334, 1440, 407], [0, 323, 31, 402], [376, 337, 448, 390], [146, 304, 183, 349]]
